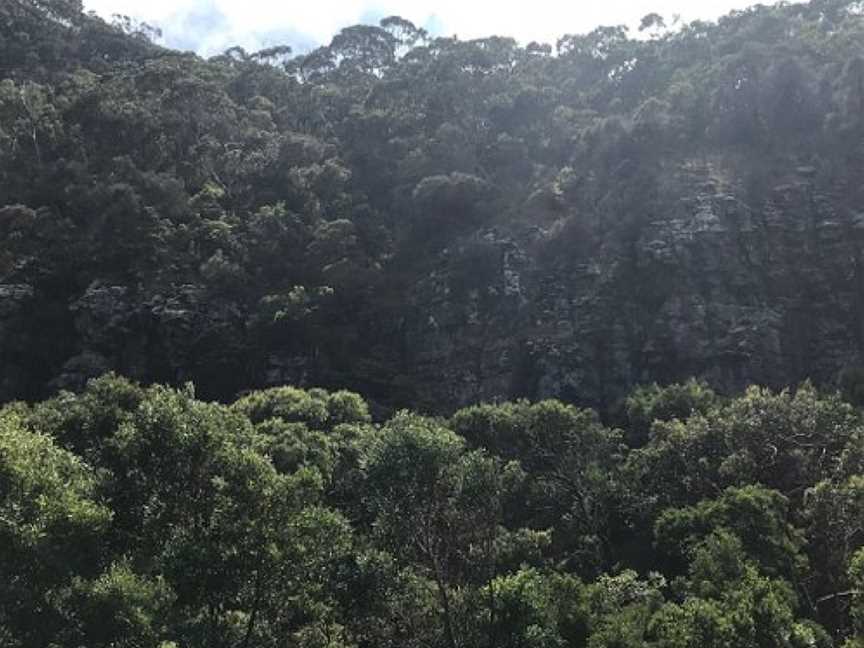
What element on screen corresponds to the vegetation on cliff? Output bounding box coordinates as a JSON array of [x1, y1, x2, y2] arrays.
[[3, 0, 864, 411]]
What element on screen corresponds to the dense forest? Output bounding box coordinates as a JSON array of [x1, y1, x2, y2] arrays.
[[2, 0, 864, 413], [5, 0, 864, 645], [7, 375, 864, 647]]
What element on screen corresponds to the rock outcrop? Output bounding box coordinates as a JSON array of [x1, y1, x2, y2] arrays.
[[389, 160, 864, 412]]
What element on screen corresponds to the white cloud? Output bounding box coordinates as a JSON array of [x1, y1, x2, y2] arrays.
[[84, 0, 760, 55]]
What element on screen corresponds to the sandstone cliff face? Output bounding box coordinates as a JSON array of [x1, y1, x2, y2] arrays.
[[0, 283, 35, 399], [2, 159, 862, 413], [390, 160, 864, 412]]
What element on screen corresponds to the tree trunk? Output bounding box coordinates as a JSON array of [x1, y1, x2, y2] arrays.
[[431, 557, 458, 648]]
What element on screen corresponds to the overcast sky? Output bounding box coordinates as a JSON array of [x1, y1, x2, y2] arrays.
[[83, 0, 762, 56]]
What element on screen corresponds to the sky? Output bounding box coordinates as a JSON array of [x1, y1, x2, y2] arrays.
[[83, 0, 761, 57]]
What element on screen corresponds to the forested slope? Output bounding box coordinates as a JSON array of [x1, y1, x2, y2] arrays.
[[7, 2, 864, 644], [3, 0, 864, 412]]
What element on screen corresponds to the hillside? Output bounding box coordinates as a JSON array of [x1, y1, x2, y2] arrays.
[[8, 1, 864, 645], [3, 0, 864, 413]]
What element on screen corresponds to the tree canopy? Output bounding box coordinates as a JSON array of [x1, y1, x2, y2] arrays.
[[1, 375, 863, 645]]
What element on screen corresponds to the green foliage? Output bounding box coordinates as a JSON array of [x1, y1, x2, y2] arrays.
[[584, 570, 666, 648], [53, 561, 176, 647], [0, 408, 112, 644], [232, 385, 370, 429], [473, 568, 586, 648], [452, 399, 624, 572], [6, 0, 864, 644], [3, 374, 862, 645], [655, 485, 804, 579], [628, 384, 862, 514], [623, 379, 717, 447]]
